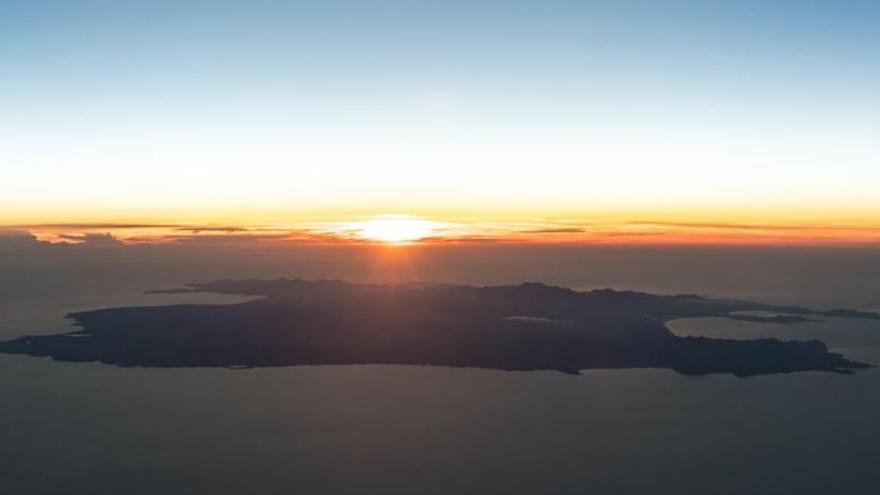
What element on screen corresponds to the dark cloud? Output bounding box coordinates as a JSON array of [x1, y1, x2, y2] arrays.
[[10, 223, 276, 233], [624, 221, 875, 231], [419, 235, 502, 244], [596, 232, 666, 237], [0, 230, 43, 249], [174, 226, 250, 233], [10, 223, 185, 230], [520, 228, 586, 234]]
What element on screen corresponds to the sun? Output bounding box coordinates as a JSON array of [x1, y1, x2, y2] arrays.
[[354, 215, 437, 243]]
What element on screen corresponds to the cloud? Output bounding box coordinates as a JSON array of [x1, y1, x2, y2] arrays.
[[139, 229, 355, 245], [0, 230, 44, 250], [57, 233, 124, 247], [161, 233, 295, 244]]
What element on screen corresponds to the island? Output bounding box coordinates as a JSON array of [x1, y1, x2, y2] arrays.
[[1, 279, 875, 376]]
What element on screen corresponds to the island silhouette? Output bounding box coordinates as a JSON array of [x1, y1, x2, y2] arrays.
[[1, 279, 875, 376]]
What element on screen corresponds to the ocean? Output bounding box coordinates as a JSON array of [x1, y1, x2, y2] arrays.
[[2, 249, 879, 495]]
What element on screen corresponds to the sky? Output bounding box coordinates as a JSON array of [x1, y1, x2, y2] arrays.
[[2, 0, 879, 244]]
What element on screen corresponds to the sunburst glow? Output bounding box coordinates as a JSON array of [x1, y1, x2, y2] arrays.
[[354, 216, 438, 243]]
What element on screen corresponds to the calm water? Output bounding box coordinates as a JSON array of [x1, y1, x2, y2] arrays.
[[2, 277, 879, 495]]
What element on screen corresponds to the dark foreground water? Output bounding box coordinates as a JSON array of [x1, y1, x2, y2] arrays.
[[2, 281, 879, 495]]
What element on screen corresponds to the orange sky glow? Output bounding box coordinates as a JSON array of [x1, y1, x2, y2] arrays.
[[6, 208, 880, 247]]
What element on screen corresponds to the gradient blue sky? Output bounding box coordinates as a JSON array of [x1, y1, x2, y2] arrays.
[[2, 0, 879, 222]]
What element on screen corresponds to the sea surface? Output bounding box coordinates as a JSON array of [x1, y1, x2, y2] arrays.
[[2, 273, 879, 495]]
